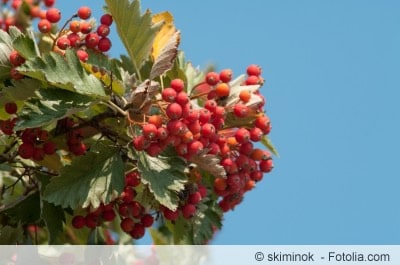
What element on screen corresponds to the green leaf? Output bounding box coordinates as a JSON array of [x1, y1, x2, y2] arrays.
[[0, 30, 13, 81], [105, 0, 163, 80], [191, 201, 223, 244], [0, 78, 40, 119], [2, 192, 41, 225], [261, 135, 280, 157], [17, 49, 107, 98], [14, 89, 95, 131], [183, 60, 205, 94], [137, 149, 187, 211], [12, 29, 39, 60], [0, 224, 24, 244], [41, 201, 65, 244], [43, 141, 125, 209]]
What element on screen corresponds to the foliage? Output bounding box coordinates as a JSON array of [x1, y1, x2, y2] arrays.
[[0, 0, 276, 245]]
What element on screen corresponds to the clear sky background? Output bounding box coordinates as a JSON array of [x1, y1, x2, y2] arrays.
[[58, 0, 400, 244]]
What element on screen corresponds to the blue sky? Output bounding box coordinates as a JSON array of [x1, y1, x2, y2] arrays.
[[58, 1, 400, 244]]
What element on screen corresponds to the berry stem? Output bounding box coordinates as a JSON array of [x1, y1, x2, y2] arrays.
[[51, 13, 79, 50]]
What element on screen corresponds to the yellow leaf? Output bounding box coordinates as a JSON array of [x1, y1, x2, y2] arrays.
[[81, 63, 125, 95], [151, 12, 179, 60]]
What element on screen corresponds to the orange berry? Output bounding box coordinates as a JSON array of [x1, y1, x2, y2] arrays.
[[226, 136, 238, 147], [239, 90, 251, 103], [148, 115, 163, 128], [215, 82, 230, 97], [250, 148, 271, 161], [214, 177, 227, 191]]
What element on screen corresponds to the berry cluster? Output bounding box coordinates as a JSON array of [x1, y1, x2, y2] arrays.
[[37, 5, 114, 59], [17, 128, 57, 161], [131, 65, 273, 215], [72, 171, 154, 240], [0, 100, 57, 161]]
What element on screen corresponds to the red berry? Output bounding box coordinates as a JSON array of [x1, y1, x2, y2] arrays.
[[85, 33, 100, 48], [233, 103, 249, 118], [235, 128, 250, 144], [239, 141, 254, 156], [76, 49, 89, 62], [77, 6, 91, 20], [142, 123, 157, 140], [213, 106, 226, 118], [130, 201, 144, 218], [56, 37, 70, 50], [254, 115, 270, 132], [38, 19, 52, 33], [70, 142, 86, 156], [33, 147, 45, 161], [175, 143, 188, 156], [0, 119, 15, 135], [120, 218, 134, 233], [182, 204, 196, 219], [163, 207, 179, 221], [200, 123, 215, 138], [100, 14, 113, 26], [205, 72, 220, 86], [118, 203, 130, 217], [145, 142, 162, 157], [187, 120, 201, 134], [102, 209, 116, 222], [187, 140, 203, 155], [132, 135, 149, 151], [121, 187, 135, 203], [251, 171, 263, 182], [43, 141, 57, 155], [43, 0, 55, 7], [198, 109, 211, 124], [166, 120, 186, 136], [125, 171, 141, 187], [246, 75, 261, 85], [157, 127, 169, 140], [166, 102, 182, 120], [219, 69, 233, 83], [249, 127, 263, 142], [130, 223, 145, 239], [259, 159, 273, 173], [184, 109, 199, 123], [72, 215, 86, 229], [4, 102, 17, 114], [188, 192, 202, 204], [204, 99, 217, 112], [98, 37, 112, 52], [67, 33, 81, 47], [97, 24, 110, 37], [18, 143, 34, 159], [85, 213, 98, 228], [140, 214, 154, 227], [162, 87, 177, 102], [10, 67, 23, 80], [9, 50, 25, 66], [198, 185, 207, 198], [175, 91, 189, 106], [246, 64, 262, 76], [170, 78, 185, 92], [46, 7, 61, 23]]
